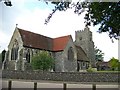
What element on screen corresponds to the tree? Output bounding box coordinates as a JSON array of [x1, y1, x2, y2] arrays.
[[45, 1, 120, 39], [1, 50, 6, 63], [0, 0, 12, 6], [31, 51, 55, 71], [85, 2, 120, 39], [108, 57, 120, 71], [2, 0, 120, 39], [95, 46, 104, 61], [0, 50, 6, 69]]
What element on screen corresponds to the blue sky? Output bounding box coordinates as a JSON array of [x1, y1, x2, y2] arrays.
[[0, 0, 118, 61]]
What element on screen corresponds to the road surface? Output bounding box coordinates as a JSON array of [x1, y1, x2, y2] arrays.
[[2, 79, 119, 89]]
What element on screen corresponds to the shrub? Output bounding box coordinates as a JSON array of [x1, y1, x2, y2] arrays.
[[87, 67, 97, 72], [31, 51, 55, 71]]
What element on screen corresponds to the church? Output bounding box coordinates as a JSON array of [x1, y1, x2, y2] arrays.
[[2, 27, 95, 72]]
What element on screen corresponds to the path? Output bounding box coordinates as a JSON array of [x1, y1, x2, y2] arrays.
[[2, 79, 119, 89]]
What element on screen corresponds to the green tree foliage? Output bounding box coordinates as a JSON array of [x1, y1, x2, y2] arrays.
[[108, 57, 120, 71], [0, 0, 12, 6], [31, 51, 55, 71], [0, 50, 6, 63], [2, 0, 120, 39], [85, 2, 120, 39], [94, 46, 104, 61], [1, 50, 6, 63], [45, 1, 120, 39]]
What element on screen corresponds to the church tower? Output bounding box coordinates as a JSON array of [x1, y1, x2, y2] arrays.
[[75, 27, 95, 67]]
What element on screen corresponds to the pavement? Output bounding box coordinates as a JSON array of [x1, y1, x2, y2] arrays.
[[2, 79, 119, 89]]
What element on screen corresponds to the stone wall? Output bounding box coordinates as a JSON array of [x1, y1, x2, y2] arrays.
[[54, 39, 77, 72], [2, 70, 119, 83], [63, 39, 77, 72]]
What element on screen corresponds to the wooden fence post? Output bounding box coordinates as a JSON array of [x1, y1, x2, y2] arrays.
[[8, 80, 12, 90], [63, 83, 67, 90], [92, 84, 96, 90], [34, 82, 37, 90]]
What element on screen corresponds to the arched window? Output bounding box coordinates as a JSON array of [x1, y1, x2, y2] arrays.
[[26, 49, 30, 63], [68, 47, 74, 61], [11, 39, 19, 60]]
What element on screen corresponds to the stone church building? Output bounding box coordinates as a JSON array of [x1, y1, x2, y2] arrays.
[[2, 27, 95, 72]]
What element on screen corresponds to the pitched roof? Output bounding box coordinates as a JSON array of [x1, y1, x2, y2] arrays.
[[18, 28, 71, 51], [75, 45, 89, 62], [18, 28, 53, 51], [96, 61, 110, 67], [53, 35, 71, 51]]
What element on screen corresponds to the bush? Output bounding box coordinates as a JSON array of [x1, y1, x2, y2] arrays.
[[31, 51, 55, 71], [87, 67, 97, 72]]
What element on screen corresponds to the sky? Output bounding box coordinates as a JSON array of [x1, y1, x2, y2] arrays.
[[0, 0, 118, 61]]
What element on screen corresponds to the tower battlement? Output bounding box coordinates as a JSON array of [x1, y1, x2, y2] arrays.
[[75, 27, 93, 42]]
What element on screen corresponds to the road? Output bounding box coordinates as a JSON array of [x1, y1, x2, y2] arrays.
[[2, 79, 119, 89]]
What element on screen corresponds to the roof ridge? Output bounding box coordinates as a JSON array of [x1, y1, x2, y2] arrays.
[[18, 28, 72, 40], [53, 35, 71, 39], [17, 27, 53, 39]]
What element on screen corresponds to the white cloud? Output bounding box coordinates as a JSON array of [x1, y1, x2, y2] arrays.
[[0, 31, 11, 52], [42, 9, 86, 39], [90, 26, 118, 61], [15, 8, 86, 38]]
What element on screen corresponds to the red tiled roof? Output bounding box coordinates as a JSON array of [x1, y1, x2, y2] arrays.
[[53, 35, 71, 51], [97, 61, 110, 67], [18, 28, 70, 51]]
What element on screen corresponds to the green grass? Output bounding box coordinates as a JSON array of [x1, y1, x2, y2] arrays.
[[95, 70, 120, 73]]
